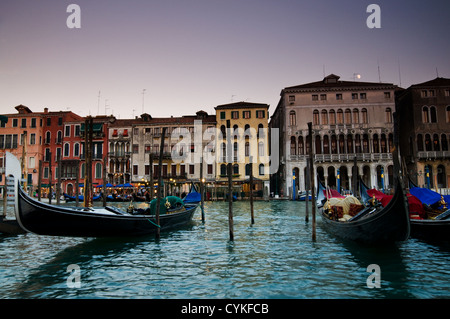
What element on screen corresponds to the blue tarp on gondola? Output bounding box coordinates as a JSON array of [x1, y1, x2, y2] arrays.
[[409, 187, 450, 207], [183, 191, 201, 203]]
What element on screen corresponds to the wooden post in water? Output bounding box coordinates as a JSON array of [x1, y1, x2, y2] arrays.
[[249, 157, 255, 225], [227, 162, 234, 241], [308, 122, 316, 241], [56, 154, 61, 205], [200, 159, 205, 223], [37, 160, 42, 202], [305, 160, 310, 222], [102, 156, 107, 207], [48, 151, 52, 205], [75, 160, 80, 207], [155, 127, 166, 239], [149, 153, 154, 200], [84, 117, 94, 207]]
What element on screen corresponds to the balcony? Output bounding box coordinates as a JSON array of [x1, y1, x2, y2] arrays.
[[289, 152, 393, 163], [417, 151, 450, 160]]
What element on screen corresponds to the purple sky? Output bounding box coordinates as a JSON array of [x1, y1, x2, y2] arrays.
[[1, 0, 449, 119]]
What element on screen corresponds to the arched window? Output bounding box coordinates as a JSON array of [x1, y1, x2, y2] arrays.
[[220, 125, 226, 138], [355, 134, 361, 153], [233, 142, 238, 161], [422, 106, 429, 123], [290, 136, 297, 155], [347, 134, 353, 153], [352, 108, 359, 124], [331, 135, 337, 154], [425, 134, 432, 151], [220, 164, 227, 176], [329, 110, 336, 125], [313, 110, 320, 125], [433, 134, 440, 151], [63, 143, 70, 157], [447, 106, 450, 123], [258, 141, 265, 157], [385, 108, 392, 123], [321, 110, 328, 125], [298, 136, 304, 155], [74, 143, 80, 157], [337, 109, 344, 124], [245, 163, 251, 176], [345, 109, 352, 124], [221, 142, 226, 161], [259, 164, 265, 176], [315, 135, 322, 154], [380, 134, 387, 153], [363, 134, 369, 153], [361, 108, 368, 124], [258, 123, 264, 138], [245, 142, 250, 157], [323, 135, 330, 154], [45, 131, 51, 144], [339, 134, 345, 153], [289, 110, 296, 126], [441, 134, 448, 151], [430, 106, 437, 123], [233, 163, 239, 175], [373, 134, 379, 153]]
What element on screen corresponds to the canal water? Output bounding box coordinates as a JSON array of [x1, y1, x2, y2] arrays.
[[1, 200, 449, 299]]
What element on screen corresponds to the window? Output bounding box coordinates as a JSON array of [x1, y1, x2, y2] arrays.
[[30, 134, 36, 145], [58, 117, 63, 126], [313, 110, 320, 125], [29, 157, 35, 169], [75, 125, 80, 136], [207, 164, 213, 175], [345, 109, 352, 124], [95, 163, 102, 179], [112, 129, 118, 137], [258, 142, 265, 156], [337, 109, 344, 124], [320, 94, 327, 101], [336, 94, 343, 100], [21, 118, 27, 128], [233, 164, 239, 175], [64, 143, 70, 157], [289, 95, 295, 102], [361, 108, 368, 124], [384, 92, 391, 99], [352, 93, 358, 100], [290, 136, 296, 155], [47, 117, 51, 126], [445, 89, 450, 97], [231, 111, 239, 119], [65, 125, 71, 137], [189, 164, 195, 175], [74, 143, 80, 157], [132, 144, 139, 153], [133, 165, 138, 175], [421, 90, 428, 98], [430, 106, 437, 123], [145, 144, 151, 153], [220, 164, 227, 176], [259, 164, 265, 176], [353, 109, 359, 124], [245, 163, 251, 176], [220, 111, 226, 120], [31, 118, 36, 128], [243, 111, 251, 119], [289, 110, 296, 126], [12, 119, 18, 127], [360, 93, 367, 99], [321, 110, 328, 124], [256, 110, 265, 119], [329, 110, 336, 125], [245, 142, 250, 157], [44, 167, 49, 179], [312, 94, 318, 101], [447, 106, 450, 123], [422, 106, 429, 123], [56, 131, 62, 144]]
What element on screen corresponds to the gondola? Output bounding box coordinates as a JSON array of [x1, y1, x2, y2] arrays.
[[319, 177, 410, 244], [408, 186, 450, 241], [182, 182, 201, 204], [15, 183, 198, 237], [64, 193, 102, 202]]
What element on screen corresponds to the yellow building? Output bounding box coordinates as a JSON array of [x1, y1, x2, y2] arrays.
[[214, 102, 270, 199]]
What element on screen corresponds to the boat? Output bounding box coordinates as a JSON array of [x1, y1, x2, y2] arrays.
[[64, 193, 102, 202], [408, 186, 450, 241], [15, 184, 198, 237], [360, 178, 450, 241], [182, 182, 201, 204], [319, 176, 410, 244], [297, 191, 312, 201]]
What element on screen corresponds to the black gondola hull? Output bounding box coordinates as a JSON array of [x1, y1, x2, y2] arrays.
[[320, 178, 410, 244], [410, 219, 450, 241], [17, 186, 197, 237]]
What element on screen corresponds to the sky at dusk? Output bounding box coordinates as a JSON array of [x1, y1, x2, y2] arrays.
[[1, 0, 449, 119]]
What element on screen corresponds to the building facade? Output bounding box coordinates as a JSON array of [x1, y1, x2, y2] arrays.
[[396, 77, 450, 188], [270, 74, 399, 198], [214, 101, 270, 198]]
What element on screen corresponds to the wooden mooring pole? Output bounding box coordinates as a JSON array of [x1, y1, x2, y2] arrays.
[[155, 127, 166, 240], [308, 122, 316, 241], [227, 162, 234, 241], [249, 158, 255, 225]]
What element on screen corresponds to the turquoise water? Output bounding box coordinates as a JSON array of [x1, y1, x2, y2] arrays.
[[1, 200, 449, 299]]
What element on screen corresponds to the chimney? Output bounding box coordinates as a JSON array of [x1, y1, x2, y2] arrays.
[[44, 107, 49, 113]]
